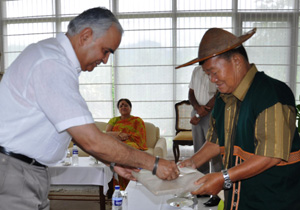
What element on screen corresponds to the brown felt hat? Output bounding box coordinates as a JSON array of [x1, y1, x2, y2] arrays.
[[175, 28, 256, 69]]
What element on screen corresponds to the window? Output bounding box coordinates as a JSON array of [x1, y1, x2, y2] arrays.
[[0, 0, 299, 139]]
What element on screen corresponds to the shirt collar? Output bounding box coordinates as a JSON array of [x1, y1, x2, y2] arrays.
[[220, 64, 258, 102], [56, 33, 82, 74], [233, 64, 257, 101]]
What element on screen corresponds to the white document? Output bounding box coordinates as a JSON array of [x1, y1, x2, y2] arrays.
[[132, 169, 204, 196]]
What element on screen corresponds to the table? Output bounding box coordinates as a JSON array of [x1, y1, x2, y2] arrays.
[[49, 157, 113, 210], [125, 181, 219, 210]]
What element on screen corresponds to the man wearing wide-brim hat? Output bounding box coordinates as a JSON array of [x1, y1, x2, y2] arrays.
[[178, 28, 300, 210]]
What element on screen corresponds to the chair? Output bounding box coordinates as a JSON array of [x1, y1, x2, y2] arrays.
[[143, 122, 167, 159], [173, 100, 193, 163], [69, 121, 167, 159]]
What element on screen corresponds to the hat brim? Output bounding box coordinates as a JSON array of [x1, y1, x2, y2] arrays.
[[175, 28, 256, 69]]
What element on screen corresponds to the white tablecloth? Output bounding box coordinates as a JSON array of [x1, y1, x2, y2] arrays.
[[49, 157, 113, 194]]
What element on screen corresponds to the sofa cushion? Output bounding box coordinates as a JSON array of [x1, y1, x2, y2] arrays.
[[173, 131, 193, 140], [145, 122, 157, 148]]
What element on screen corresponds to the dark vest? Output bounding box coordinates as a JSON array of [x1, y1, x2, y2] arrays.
[[213, 71, 300, 210]]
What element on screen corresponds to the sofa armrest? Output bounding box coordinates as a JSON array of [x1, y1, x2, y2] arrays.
[[153, 137, 167, 159]]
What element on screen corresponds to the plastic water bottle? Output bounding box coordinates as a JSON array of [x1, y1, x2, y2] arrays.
[[72, 144, 79, 166], [112, 185, 123, 210], [65, 150, 71, 165]]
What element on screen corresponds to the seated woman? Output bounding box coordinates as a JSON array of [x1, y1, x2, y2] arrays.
[[106, 98, 147, 190]]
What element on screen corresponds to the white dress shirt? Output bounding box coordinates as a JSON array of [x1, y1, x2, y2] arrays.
[[189, 66, 216, 105], [0, 33, 94, 165]]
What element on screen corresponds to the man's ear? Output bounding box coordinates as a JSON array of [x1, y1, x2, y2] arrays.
[[232, 54, 243, 70], [79, 27, 93, 46]]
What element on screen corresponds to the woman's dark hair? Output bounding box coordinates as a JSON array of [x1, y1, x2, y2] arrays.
[[117, 98, 132, 108], [199, 45, 249, 65]]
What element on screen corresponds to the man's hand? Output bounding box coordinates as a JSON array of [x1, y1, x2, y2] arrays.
[[179, 158, 223, 196], [191, 172, 224, 196], [113, 165, 139, 181], [177, 158, 197, 169], [196, 105, 212, 117], [118, 132, 131, 141], [190, 105, 212, 125], [190, 116, 201, 125], [155, 159, 180, 181]]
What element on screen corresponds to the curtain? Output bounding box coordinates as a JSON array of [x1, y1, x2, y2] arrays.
[[0, 0, 299, 139]]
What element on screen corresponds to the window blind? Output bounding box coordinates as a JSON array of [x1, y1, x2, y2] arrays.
[[0, 0, 299, 140]]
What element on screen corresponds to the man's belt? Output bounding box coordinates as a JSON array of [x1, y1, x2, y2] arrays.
[[0, 146, 46, 168]]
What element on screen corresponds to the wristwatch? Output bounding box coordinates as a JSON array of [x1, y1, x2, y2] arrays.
[[221, 169, 233, 189], [195, 113, 201, 118]]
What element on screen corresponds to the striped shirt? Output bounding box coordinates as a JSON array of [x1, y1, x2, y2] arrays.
[[206, 65, 296, 168]]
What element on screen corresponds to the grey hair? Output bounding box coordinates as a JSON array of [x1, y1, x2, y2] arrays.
[[67, 7, 123, 40]]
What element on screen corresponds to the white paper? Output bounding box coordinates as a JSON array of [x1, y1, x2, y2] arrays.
[[132, 169, 204, 196], [178, 167, 197, 174]]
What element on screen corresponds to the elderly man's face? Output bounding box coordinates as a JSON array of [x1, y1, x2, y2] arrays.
[[202, 56, 241, 94], [78, 25, 122, 71]]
